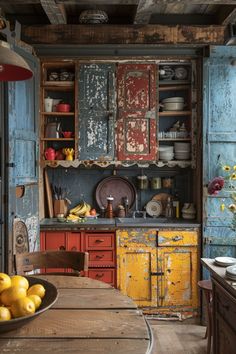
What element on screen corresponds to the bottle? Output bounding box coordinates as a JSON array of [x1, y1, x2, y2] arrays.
[[106, 195, 114, 218], [173, 191, 180, 219], [165, 197, 174, 219]]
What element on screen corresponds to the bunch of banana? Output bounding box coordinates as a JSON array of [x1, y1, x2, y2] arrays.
[[69, 201, 91, 217], [66, 214, 82, 222]]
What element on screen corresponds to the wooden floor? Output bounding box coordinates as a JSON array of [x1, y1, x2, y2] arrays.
[[149, 320, 207, 354]]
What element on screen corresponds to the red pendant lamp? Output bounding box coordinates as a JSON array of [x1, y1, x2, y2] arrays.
[[0, 40, 33, 81]]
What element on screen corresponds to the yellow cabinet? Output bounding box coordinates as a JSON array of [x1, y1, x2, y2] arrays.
[[117, 228, 199, 316], [117, 229, 157, 307]]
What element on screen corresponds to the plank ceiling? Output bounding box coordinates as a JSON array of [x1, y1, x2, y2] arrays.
[[1, 0, 236, 26]]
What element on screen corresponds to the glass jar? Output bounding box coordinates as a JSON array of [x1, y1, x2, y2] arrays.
[[162, 177, 173, 189], [137, 175, 148, 190]]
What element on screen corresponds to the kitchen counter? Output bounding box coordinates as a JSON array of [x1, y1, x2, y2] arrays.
[[201, 258, 236, 354], [40, 217, 201, 230]]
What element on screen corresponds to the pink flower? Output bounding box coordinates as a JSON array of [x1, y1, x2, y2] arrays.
[[208, 177, 225, 195]]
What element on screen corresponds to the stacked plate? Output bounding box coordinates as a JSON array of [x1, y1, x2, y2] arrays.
[[159, 145, 174, 161], [226, 265, 236, 280], [174, 142, 191, 160], [214, 256, 236, 267]]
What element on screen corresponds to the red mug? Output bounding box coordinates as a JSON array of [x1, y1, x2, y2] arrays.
[[44, 148, 56, 160], [56, 103, 70, 112]]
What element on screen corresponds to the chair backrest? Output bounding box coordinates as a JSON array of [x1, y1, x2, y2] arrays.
[[15, 250, 89, 276]]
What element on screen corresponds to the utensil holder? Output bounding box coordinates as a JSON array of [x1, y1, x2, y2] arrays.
[[54, 199, 68, 217]]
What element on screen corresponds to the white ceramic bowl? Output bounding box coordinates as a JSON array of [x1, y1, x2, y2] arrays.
[[159, 146, 174, 152], [162, 96, 184, 103], [174, 142, 191, 151]]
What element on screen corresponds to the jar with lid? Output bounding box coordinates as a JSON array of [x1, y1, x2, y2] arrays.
[[106, 195, 114, 218], [165, 197, 174, 219], [162, 177, 173, 189], [137, 175, 148, 190]]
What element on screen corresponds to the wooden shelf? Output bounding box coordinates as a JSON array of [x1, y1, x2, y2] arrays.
[[159, 111, 191, 116], [159, 138, 191, 141], [41, 138, 74, 141], [44, 81, 74, 87], [42, 112, 75, 116], [159, 80, 191, 86]]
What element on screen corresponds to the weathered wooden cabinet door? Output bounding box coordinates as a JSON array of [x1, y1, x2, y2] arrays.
[[203, 47, 236, 261], [116, 229, 157, 307], [117, 64, 157, 161], [157, 246, 198, 309], [78, 64, 116, 161], [5, 47, 39, 273]]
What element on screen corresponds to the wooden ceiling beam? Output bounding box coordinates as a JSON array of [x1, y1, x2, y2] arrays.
[[22, 24, 227, 45], [216, 5, 236, 24], [134, 0, 155, 24], [40, 0, 67, 24]]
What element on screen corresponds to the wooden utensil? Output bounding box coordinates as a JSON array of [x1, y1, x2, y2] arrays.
[[44, 169, 54, 218]]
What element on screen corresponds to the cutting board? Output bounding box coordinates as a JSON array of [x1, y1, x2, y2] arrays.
[[44, 169, 54, 218]]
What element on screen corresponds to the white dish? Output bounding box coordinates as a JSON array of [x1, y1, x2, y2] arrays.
[[226, 265, 236, 275], [146, 200, 162, 217], [226, 273, 236, 281], [162, 97, 184, 103], [215, 257, 236, 267], [85, 214, 99, 219]]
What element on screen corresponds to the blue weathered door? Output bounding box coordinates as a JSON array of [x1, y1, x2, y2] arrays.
[[203, 46, 236, 264], [5, 46, 39, 272], [78, 63, 116, 161]]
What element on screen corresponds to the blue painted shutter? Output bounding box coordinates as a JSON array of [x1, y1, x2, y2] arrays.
[[203, 46, 236, 259], [78, 63, 116, 161], [6, 46, 40, 272]]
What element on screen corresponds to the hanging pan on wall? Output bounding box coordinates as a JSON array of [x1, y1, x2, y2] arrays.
[[95, 176, 136, 212]]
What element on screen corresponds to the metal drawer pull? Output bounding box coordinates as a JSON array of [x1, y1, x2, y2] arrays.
[[172, 236, 183, 241], [151, 272, 164, 276], [95, 239, 105, 243], [95, 255, 104, 259], [71, 246, 77, 250], [95, 273, 104, 278], [59, 245, 66, 250]]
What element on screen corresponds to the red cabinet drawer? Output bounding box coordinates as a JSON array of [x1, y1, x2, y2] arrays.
[[85, 233, 115, 250], [88, 268, 116, 286], [88, 250, 115, 267]]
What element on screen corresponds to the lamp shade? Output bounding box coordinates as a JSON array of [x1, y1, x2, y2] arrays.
[[0, 41, 33, 81]]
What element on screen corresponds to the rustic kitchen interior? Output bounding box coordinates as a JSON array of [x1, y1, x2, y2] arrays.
[[0, 1, 236, 353]]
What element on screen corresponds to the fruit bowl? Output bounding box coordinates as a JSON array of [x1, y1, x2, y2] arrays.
[[0, 276, 58, 333]]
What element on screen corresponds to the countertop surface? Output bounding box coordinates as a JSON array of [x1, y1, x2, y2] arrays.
[[201, 258, 236, 297], [40, 217, 201, 229]]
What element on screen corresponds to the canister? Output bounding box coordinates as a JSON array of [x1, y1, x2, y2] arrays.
[[137, 175, 148, 190], [162, 177, 173, 188], [151, 177, 161, 189]]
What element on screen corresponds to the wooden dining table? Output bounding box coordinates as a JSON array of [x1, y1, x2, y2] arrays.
[[0, 275, 152, 354]]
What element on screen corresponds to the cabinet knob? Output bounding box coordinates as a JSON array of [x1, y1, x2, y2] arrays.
[[172, 235, 183, 242], [71, 246, 77, 251], [95, 273, 104, 278], [95, 239, 104, 243], [96, 255, 104, 259], [59, 245, 66, 250]]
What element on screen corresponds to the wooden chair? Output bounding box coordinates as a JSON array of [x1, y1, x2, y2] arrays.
[[198, 279, 213, 354], [15, 250, 89, 276]]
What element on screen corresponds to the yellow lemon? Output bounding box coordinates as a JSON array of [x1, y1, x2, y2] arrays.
[[11, 297, 35, 318], [27, 284, 45, 299], [0, 306, 11, 321], [28, 294, 42, 310], [1, 286, 27, 306], [0, 273, 11, 294], [11, 275, 29, 290]]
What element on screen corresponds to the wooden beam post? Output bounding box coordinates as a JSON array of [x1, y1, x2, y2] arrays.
[[22, 24, 228, 46]]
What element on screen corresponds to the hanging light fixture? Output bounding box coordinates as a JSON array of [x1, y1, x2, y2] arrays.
[[0, 40, 33, 81]]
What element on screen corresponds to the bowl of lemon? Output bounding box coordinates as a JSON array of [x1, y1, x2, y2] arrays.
[[0, 273, 58, 332]]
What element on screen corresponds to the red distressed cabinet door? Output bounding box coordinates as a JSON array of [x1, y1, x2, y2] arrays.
[[117, 64, 157, 161]]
